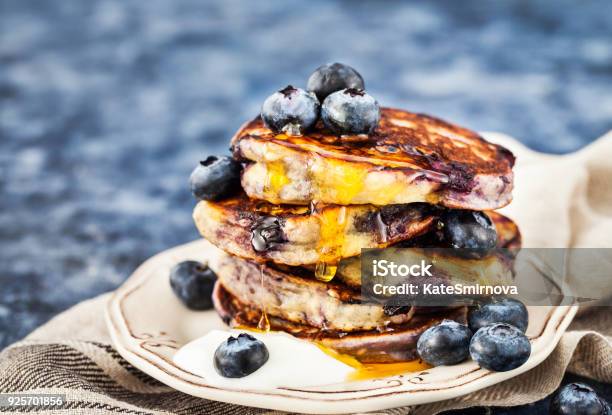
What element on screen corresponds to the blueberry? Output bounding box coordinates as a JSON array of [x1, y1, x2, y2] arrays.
[[440, 210, 497, 258], [251, 216, 284, 252], [214, 333, 269, 378], [261, 85, 319, 135], [307, 62, 365, 102], [416, 320, 472, 366], [468, 298, 529, 333], [169, 261, 216, 310], [551, 383, 608, 415], [469, 323, 530, 372], [321, 88, 380, 135], [190, 156, 241, 201]]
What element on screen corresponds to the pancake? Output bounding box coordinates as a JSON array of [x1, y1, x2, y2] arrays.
[[213, 282, 468, 363], [194, 192, 438, 266], [193, 191, 519, 269], [214, 252, 415, 332], [232, 108, 514, 210]]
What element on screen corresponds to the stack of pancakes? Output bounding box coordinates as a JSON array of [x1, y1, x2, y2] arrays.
[[194, 108, 519, 363]]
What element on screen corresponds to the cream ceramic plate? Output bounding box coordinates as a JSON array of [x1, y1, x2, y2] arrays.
[[106, 239, 578, 414]]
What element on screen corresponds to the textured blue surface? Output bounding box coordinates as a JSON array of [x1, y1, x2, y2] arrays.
[[1, 0, 611, 410]]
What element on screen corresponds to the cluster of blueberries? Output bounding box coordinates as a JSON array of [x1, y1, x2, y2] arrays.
[[188, 63, 382, 204], [261, 63, 380, 136], [416, 298, 530, 372], [416, 300, 611, 414]]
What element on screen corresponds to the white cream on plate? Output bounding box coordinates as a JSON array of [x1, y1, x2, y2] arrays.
[[173, 329, 354, 390]]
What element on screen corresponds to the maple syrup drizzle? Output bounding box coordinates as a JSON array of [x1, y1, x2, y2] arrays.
[[314, 155, 367, 205], [257, 264, 271, 332], [314, 262, 338, 282], [347, 361, 432, 382], [315, 344, 431, 381], [264, 161, 290, 196], [311, 202, 347, 282]]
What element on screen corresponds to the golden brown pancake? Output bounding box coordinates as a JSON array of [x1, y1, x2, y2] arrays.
[[232, 108, 514, 210], [193, 190, 520, 268], [194, 192, 438, 266]]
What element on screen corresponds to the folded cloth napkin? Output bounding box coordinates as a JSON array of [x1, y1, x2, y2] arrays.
[[1, 133, 611, 414]]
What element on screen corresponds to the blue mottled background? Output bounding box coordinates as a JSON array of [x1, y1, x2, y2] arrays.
[[1, 0, 611, 410]]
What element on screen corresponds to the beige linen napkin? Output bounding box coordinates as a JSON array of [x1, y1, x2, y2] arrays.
[[1, 133, 611, 414]]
